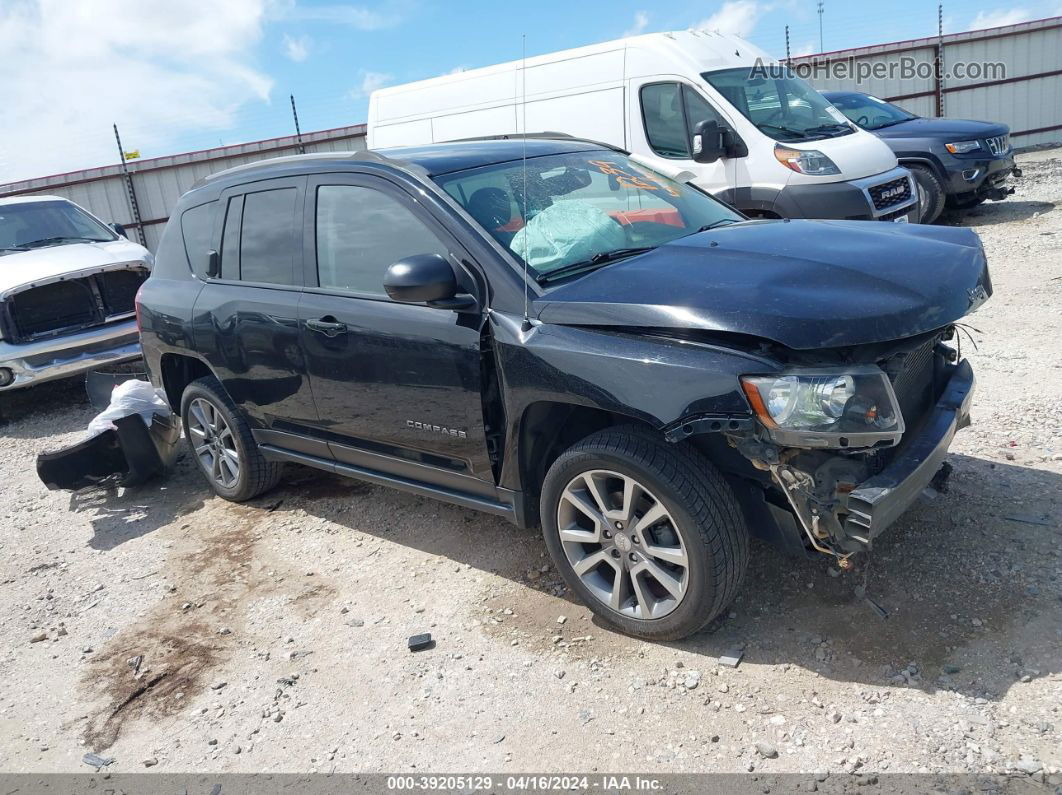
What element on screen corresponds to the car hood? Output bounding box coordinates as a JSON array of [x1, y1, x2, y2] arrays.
[[535, 219, 991, 350], [0, 239, 152, 294], [874, 117, 1009, 140]]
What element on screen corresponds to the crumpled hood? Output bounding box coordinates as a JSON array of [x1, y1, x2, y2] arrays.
[[0, 239, 151, 294], [535, 219, 991, 350]]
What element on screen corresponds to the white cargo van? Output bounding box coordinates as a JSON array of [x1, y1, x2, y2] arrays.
[[368, 30, 919, 222]]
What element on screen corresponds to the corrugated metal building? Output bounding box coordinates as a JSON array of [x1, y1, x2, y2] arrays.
[[0, 125, 366, 250], [790, 16, 1062, 148]]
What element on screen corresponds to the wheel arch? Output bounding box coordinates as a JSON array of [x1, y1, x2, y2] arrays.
[[898, 155, 948, 186], [514, 401, 658, 528], [159, 352, 215, 411]]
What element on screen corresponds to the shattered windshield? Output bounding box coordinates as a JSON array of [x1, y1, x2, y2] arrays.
[[434, 150, 742, 280], [0, 200, 116, 254]]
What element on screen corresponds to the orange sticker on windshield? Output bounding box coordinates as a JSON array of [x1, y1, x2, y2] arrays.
[[589, 160, 681, 197]]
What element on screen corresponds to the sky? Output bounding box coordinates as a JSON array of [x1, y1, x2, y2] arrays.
[[1, 0, 1060, 183]]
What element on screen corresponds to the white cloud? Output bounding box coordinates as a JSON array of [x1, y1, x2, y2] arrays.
[[270, 0, 407, 31], [696, 0, 767, 37], [0, 0, 272, 183], [969, 8, 1034, 29], [624, 10, 650, 37], [351, 70, 394, 99], [791, 40, 817, 57], [445, 65, 470, 75], [282, 32, 311, 62]]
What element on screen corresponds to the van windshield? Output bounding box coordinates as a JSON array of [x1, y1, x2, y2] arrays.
[[433, 150, 743, 281], [702, 67, 854, 142]]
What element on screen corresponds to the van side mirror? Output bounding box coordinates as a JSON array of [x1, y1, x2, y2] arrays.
[[383, 254, 475, 310], [110, 222, 127, 238], [691, 120, 727, 164]]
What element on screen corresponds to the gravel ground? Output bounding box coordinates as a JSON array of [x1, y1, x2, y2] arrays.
[[0, 149, 1058, 782]]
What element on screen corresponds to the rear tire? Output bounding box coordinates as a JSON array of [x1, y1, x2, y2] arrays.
[[180, 376, 283, 502], [908, 164, 945, 224], [541, 426, 749, 641]]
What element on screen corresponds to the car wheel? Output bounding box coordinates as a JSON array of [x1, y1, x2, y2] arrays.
[[908, 164, 945, 224], [180, 376, 283, 501], [541, 426, 749, 640]]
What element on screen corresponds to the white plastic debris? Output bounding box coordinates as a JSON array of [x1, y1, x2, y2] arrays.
[[85, 379, 171, 439]]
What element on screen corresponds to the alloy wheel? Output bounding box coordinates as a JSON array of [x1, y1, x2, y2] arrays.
[[556, 469, 689, 619], [187, 397, 241, 489]]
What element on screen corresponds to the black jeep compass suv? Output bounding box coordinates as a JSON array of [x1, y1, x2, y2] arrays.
[[137, 138, 989, 640]]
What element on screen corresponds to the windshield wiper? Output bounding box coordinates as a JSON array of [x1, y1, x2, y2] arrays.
[[873, 118, 912, 129], [804, 123, 851, 136], [16, 236, 105, 249], [538, 246, 655, 283], [758, 123, 811, 140]]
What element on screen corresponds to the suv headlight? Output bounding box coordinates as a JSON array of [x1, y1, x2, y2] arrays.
[[945, 140, 981, 154], [773, 144, 841, 176], [741, 366, 905, 449]]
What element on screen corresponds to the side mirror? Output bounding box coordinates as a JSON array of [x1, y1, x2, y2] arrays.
[[383, 254, 475, 310], [691, 120, 727, 164], [110, 222, 127, 238]]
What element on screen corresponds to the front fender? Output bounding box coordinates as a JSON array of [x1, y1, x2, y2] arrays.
[[489, 311, 776, 489]]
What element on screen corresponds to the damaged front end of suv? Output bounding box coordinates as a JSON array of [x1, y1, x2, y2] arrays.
[[730, 326, 975, 566]]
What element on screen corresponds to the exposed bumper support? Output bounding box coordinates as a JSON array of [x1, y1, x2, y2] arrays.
[[844, 359, 975, 543], [0, 319, 141, 391]]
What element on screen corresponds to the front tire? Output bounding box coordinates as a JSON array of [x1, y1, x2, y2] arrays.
[[541, 426, 749, 640], [908, 164, 945, 224], [180, 376, 283, 501]]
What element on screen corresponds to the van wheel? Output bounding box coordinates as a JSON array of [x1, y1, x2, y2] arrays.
[[909, 164, 945, 223], [180, 376, 283, 502], [540, 426, 749, 641]]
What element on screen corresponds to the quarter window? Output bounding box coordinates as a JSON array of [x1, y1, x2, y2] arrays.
[[180, 201, 216, 278], [239, 188, 298, 285], [315, 185, 447, 297]]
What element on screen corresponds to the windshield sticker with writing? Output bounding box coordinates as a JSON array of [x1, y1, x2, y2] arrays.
[[588, 160, 681, 197]]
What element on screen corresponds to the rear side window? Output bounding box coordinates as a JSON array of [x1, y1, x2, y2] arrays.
[[315, 185, 447, 297], [239, 188, 298, 285], [180, 201, 216, 278]]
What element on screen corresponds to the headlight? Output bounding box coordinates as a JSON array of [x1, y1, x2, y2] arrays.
[[741, 366, 905, 449], [945, 140, 981, 154], [773, 144, 841, 176]]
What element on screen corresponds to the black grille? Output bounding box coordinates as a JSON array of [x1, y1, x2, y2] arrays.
[[868, 177, 912, 210], [4, 268, 147, 343], [99, 269, 147, 315], [9, 281, 98, 340], [885, 337, 937, 429]]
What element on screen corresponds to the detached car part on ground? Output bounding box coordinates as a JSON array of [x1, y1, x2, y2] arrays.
[[823, 91, 1019, 224], [36, 376, 179, 491], [0, 195, 151, 396], [136, 138, 991, 640]]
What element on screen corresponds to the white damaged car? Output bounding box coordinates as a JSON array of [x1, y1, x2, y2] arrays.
[[0, 195, 151, 392]]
